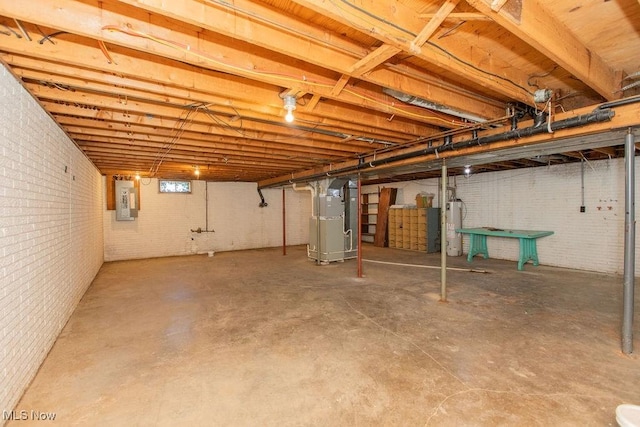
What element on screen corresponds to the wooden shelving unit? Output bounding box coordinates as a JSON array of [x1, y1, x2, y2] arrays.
[[360, 190, 379, 243], [360, 187, 397, 246]]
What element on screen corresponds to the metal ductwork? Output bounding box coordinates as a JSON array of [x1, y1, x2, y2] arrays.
[[383, 88, 488, 123]]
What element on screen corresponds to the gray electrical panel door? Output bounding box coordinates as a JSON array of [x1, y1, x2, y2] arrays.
[[115, 180, 138, 221]]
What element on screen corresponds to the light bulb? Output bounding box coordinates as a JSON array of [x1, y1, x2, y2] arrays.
[[135, 173, 141, 180], [464, 165, 471, 176], [285, 109, 294, 123], [195, 168, 200, 177], [283, 95, 297, 123]]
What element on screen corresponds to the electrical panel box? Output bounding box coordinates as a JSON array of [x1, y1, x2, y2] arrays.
[[115, 180, 138, 221]]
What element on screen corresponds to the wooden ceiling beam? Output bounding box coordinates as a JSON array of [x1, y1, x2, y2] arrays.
[[592, 146, 618, 157], [562, 151, 585, 160], [69, 131, 343, 164], [412, 0, 461, 49], [289, 0, 534, 105], [26, 84, 409, 149], [0, 1, 492, 127], [97, 161, 268, 177], [76, 143, 315, 169], [82, 151, 295, 173], [348, 45, 401, 78], [45, 104, 380, 153], [58, 117, 353, 158], [418, 13, 492, 21], [112, 0, 502, 120], [330, 75, 351, 97], [304, 94, 322, 112], [53, 114, 364, 155], [15, 65, 422, 141], [466, 0, 620, 101], [71, 134, 339, 165], [259, 102, 640, 188], [347, 0, 460, 79], [1, 49, 434, 139]]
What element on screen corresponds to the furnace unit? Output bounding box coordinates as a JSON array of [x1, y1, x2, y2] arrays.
[[308, 178, 358, 263]]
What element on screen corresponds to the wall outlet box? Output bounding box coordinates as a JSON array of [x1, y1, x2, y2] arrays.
[[580, 206, 586, 213]]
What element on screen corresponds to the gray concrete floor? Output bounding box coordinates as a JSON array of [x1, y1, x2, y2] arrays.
[[9, 244, 640, 426]]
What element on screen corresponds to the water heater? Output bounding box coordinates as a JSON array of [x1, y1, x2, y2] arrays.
[[446, 200, 462, 256]]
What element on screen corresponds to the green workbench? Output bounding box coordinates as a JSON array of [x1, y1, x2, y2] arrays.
[[455, 227, 554, 271]]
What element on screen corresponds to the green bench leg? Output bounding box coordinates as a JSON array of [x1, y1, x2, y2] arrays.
[[467, 234, 489, 262], [518, 238, 539, 271]]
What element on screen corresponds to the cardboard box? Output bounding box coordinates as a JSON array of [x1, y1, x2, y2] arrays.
[[416, 194, 433, 208]]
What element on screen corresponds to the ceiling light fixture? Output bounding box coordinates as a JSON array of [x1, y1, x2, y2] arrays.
[[283, 95, 296, 123]]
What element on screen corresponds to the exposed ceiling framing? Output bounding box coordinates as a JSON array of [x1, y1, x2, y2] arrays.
[[0, 0, 638, 186]]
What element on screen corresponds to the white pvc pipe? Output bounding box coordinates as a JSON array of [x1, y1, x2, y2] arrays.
[[292, 182, 316, 216], [363, 259, 486, 273]]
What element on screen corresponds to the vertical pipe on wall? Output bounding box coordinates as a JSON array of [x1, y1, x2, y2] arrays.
[[357, 177, 363, 278], [282, 187, 287, 256], [581, 158, 585, 209], [205, 181, 209, 232], [440, 162, 447, 302], [316, 181, 322, 265], [623, 128, 636, 354]]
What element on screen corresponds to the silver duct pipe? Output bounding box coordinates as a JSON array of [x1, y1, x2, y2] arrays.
[[622, 128, 636, 354], [383, 88, 488, 123]]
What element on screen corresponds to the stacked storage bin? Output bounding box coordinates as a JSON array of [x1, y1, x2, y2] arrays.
[[387, 206, 440, 252]]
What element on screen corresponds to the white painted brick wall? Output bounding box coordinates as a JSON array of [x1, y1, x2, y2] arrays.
[[0, 65, 104, 421], [455, 159, 639, 274], [103, 180, 311, 261], [363, 180, 442, 207], [367, 158, 640, 274]]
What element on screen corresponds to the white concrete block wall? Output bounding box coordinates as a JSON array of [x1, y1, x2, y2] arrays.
[[209, 183, 310, 252], [103, 178, 208, 261], [103, 180, 311, 261], [0, 65, 104, 420], [367, 158, 639, 275]]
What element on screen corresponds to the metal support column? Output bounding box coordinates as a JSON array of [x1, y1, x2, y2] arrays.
[[357, 177, 363, 278], [440, 162, 447, 302], [623, 129, 636, 354], [282, 188, 286, 256]]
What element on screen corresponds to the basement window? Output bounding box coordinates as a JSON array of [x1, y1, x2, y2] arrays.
[[159, 180, 192, 193]]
